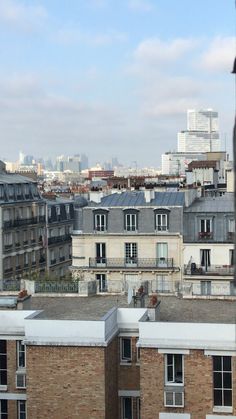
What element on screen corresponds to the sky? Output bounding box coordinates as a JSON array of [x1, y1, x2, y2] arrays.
[[0, 0, 235, 167]]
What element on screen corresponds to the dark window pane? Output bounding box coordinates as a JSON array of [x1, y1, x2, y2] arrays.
[[213, 356, 221, 371], [1, 400, 8, 413], [124, 398, 132, 419], [175, 355, 183, 383], [214, 372, 222, 388], [0, 354, 7, 369], [0, 370, 7, 385], [223, 357, 231, 371], [223, 372, 232, 389], [224, 390, 232, 406], [214, 389, 222, 406], [167, 354, 172, 365], [167, 365, 173, 382], [0, 341, 6, 353], [123, 339, 131, 359]]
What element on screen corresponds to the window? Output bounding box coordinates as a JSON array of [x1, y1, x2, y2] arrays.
[[4, 233, 12, 247], [0, 340, 7, 386], [200, 249, 211, 269], [18, 401, 26, 419], [96, 243, 106, 265], [24, 253, 28, 267], [121, 397, 133, 419], [31, 251, 36, 265], [213, 356, 232, 408], [17, 341, 25, 369], [199, 219, 212, 238], [96, 274, 107, 292], [229, 249, 234, 266], [125, 213, 137, 232], [0, 400, 8, 419], [120, 338, 132, 363], [56, 206, 60, 216], [165, 354, 183, 385], [94, 213, 107, 232], [156, 275, 171, 293], [156, 213, 168, 231], [201, 280, 211, 295], [48, 207, 51, 218], [228, 219, 235, 233], [157, 242, 168, 267], [125, 243, 137, 265]]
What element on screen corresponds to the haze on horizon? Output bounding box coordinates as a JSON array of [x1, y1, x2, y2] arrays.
[[0, 0, 235, 166]]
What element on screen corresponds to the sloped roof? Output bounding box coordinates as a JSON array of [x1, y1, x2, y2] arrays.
[[97, 191, 185, 207]]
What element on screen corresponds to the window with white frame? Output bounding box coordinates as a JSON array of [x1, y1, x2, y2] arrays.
[[56, 206, 60, 216], [94, 213, 107, 232], [199, 219, 212, 237], [4, 233, 13, 246], [96, 274, 107, 292], [0, 340, 7, 386], [125, 243, 137, 264], [228, 219, 235, 232], [165, 354, 183, 385], [124, 213, 137, 232], [120, 338, 132, 363], [213, 356, 232, 408], [17, 341, 25, 369], [18, 400, 26, 419], [0, 400, 8, 419], [121, 397, 133, 419], [156, 213, 168, 231]]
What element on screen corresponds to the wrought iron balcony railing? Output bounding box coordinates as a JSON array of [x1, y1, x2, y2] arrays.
[[89, 257, 174, 269], [198, 232, 213, 239], [184, 264, 234, 276], [48, 234, 71, 245]]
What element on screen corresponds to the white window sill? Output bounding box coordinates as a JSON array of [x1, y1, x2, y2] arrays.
[[213, 406, 233, 413], [120, 361, 132, 366]]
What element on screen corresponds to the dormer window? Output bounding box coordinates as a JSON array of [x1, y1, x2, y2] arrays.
[[124, 209, 139, 232], [94, 210, 108, 232], [154, 209, 170, 232], [199, 218, 212, 239]]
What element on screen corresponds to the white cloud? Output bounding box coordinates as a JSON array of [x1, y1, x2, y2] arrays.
[[133, 37, 198, 67], [0, 0, 47, 31], [128, 0, 153, 12], [54, 26, 127, 46], [199, 36, 235, 73]]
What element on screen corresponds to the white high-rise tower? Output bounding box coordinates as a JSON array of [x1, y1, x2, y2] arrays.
[[178, 109, 220, 153]]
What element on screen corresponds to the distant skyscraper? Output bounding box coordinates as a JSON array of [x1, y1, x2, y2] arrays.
[[80, 154, 89, 170], [178, 109, 220, 153]]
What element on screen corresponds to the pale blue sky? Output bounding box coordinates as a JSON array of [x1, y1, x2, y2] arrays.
[[0, 0, 235, 166]]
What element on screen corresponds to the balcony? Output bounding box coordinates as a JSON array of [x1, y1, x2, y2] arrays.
[[59, 256, 65, 262], [3, 216, 44, 229], [4, 267, 13, 275], [48, 234, 71, 245], [50, 258, 57, 265], [184, 264, 234, 276], [4, 244, 13, 252], [228, 232, 235, 241], [198, 232, 213, 240], [89, 257, 175, 269]]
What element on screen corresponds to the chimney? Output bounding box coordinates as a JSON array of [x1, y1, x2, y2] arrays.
[[144, 189, 155, 203], [89, 191, 103, 203]]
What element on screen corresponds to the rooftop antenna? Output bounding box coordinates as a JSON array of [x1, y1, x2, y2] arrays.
[[232, 0, 236, 285]]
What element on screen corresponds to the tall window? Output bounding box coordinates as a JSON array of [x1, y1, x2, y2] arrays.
[[165, 354, 183, 385], [157, 243, 168, 267], [201, 280, 211, 296], [18, 401, 26, 419], [200, 249, 211, 269], [199, 219, 212, 238], [121, 397, 132, 419], [0, 340, 7, 386], [125, 213, 137, 232], [125, 243, 137, 265], [96, 274, 107, 292], [229, 249, 234, 266], [17, 341, 25, 369], [96, 243, 106, 265], [213, 356, 232, 408], [0, 400, 8, 419], [156, 213, 168, 231], [94, 213, 107, 232], [228, 219, 235, 233], [120, 338, 132, 363]]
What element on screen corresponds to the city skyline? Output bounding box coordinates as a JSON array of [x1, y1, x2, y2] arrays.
[[0, 0, 234, 165]]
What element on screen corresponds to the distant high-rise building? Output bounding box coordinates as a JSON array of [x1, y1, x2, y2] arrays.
[[178, 109, 220, 153], [80, 154, 88, 170]]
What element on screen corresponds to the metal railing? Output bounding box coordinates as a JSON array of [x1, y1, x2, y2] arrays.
[[184, 264, 234, 276], [89, 257, 174, 269], [0, 279, 21, 291], [35, 280, 78, 294], [48, 234, 71, 245], [3, 216, 46, 229], [183, 281, 236, 297], [198, 232, 213, 239]]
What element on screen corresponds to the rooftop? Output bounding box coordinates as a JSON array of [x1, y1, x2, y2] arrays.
[[0, 173, 37, 184], [185, 193, 234, 213], [92, 191, 185, 207], [27, 295, 236, 324]]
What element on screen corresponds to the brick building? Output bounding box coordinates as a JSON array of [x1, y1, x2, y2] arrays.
[[1, 294, 236, 418]]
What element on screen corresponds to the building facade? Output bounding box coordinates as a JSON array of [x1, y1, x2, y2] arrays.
[[72, 191, 185, 294]]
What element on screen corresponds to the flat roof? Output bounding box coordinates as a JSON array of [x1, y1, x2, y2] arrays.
[[28, 295, 236, 324]]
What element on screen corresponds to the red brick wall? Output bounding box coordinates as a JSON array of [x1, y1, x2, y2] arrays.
[[26, 345, 106, 419], [105, 337, 119, 419]]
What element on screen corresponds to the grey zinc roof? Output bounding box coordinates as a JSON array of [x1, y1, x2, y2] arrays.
[[98, 191, 185, 207], [185, 193, 234, 213], [0, 173, 36, 184]]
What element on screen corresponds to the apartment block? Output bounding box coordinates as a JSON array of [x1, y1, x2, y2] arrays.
[[183, 193, 235, 296], [72, 191, 185, 294], [1, 295, 236, 419]]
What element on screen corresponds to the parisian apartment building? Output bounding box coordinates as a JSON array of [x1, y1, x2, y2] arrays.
[[0, 294, 236, 419]]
